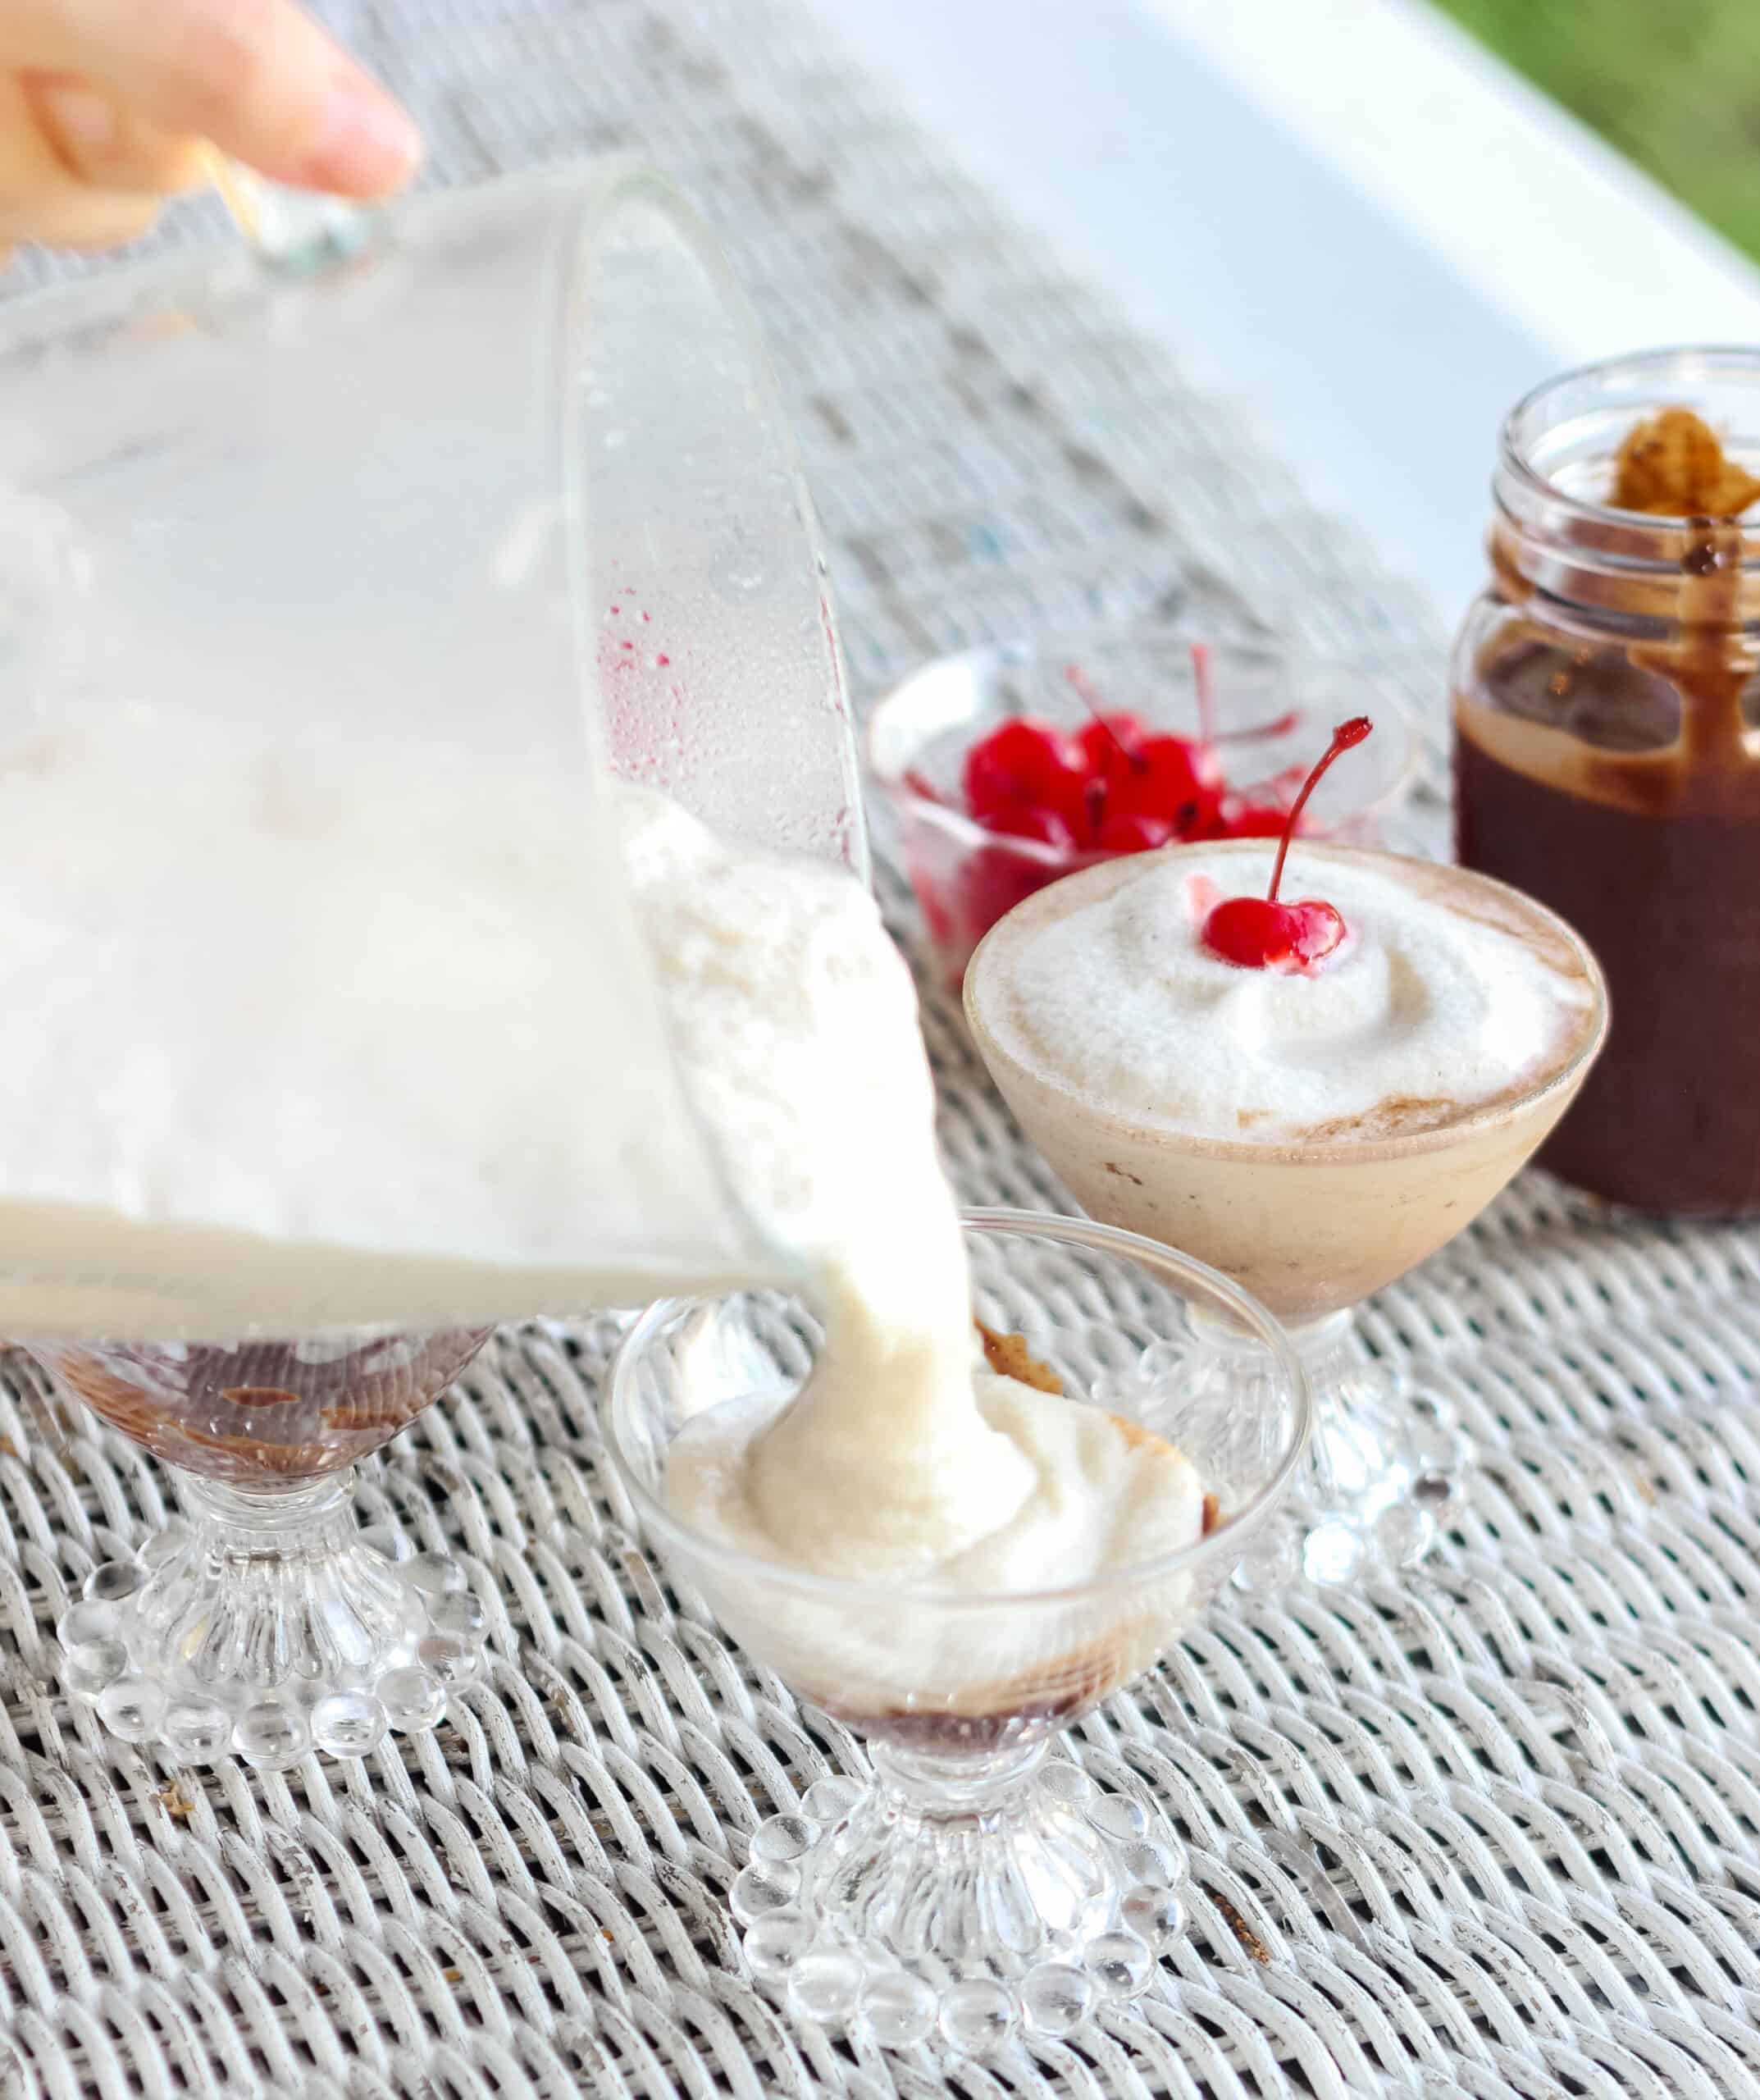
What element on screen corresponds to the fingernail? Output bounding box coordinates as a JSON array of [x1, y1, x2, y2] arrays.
[[303, 81, 422, 197], [38, 83, 118, 158]]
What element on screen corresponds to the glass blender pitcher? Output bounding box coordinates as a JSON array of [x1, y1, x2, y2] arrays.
[[0, 161, 866, 1764]]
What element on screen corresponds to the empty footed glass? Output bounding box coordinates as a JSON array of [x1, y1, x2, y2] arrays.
[[602, 1208, 1310, 2051], [38, 1329, 491, 1768]]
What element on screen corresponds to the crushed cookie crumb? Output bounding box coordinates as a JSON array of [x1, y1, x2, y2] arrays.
[[973, 1319, 1063, 1394], [1211, 1891, 1270, 1963], [156, 1782, 197, 1820]]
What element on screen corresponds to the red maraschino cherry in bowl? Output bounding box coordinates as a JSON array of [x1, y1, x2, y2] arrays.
[[867, 637, 1420, 990]]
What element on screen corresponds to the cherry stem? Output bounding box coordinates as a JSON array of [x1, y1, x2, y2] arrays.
[[1190, 642, 1215, 754], [1265, 716, 1372, 902], [1217, 707, 1302, 743], [1064, 664, 1149, 772]]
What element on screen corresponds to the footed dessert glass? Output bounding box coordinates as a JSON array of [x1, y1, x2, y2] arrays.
[[603, 1208, 1308, 2052], [965, 842, 1610, 1581], [38, 1330, 491, 1766]]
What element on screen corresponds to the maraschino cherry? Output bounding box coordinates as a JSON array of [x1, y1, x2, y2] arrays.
[[1201, 716, 1373, 972], [962, 718, 1088, 832], [1065, 664, 1222, 844], [953, 649, 1308, 860]]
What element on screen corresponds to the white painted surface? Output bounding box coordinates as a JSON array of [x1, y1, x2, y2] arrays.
[[804, 0, 1760, 628]]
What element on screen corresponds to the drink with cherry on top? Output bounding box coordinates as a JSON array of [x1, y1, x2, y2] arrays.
[[866, 637, 1420, 991], [964, 718, 1607, 1580]]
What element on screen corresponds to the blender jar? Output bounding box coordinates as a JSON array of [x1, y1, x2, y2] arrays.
[[0, 158, 865, 1334]]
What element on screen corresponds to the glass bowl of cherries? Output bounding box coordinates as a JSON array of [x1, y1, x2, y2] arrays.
[[867, 635, 1421, 989]]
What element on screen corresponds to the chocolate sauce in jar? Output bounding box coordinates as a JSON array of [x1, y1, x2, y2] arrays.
[[1453, 360, 1760, 1214], [1454, 705, 1760, 1212]]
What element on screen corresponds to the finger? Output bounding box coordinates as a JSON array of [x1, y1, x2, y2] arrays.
[[50, 194, 162, 250], [22, 71, 207, 194], [0, 182, 160, 250], [0, 73, 161, 247], [7, 0, 421, 199]]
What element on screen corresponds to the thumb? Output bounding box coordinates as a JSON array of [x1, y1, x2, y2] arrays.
[[7, 0, 421, 198]]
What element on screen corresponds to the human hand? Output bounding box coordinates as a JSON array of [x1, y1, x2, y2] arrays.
[[0, 0, 422, 259]]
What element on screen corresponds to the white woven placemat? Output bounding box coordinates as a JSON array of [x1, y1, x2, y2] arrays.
[[6, 3, 1760, 2096]]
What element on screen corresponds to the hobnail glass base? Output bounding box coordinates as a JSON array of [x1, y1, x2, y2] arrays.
[[1188, 1312, 1469, 1585], [57, 1469, 485, 1767], [731, 1745, 1188, 2052]]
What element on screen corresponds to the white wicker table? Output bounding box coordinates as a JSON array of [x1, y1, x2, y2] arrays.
[[5, 3, 1760, 2095]]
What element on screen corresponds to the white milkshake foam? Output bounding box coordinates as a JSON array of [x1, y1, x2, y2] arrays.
[[977, 844, 1598, 1144]]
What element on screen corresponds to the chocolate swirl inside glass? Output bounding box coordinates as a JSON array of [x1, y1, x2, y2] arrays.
[[35, 1331, 490, 1484]]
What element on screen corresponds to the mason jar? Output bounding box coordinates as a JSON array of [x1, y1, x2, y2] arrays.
[[1452, 347, 1760, 1215]]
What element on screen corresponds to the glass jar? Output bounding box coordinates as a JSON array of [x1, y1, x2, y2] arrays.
[[1452, 347, 1760, 1215]]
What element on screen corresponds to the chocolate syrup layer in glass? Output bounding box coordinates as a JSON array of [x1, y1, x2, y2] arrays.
[[34, 1330, 490, 1483], [1452, 358, 1760, 1214]]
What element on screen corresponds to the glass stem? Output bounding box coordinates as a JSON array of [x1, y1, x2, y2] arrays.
[[176, 1466, 359, 1554], [1284, 1312, 1392, 1503], [869, 1738, 1048, 1822], [1188, 1303, 1400, 1506]]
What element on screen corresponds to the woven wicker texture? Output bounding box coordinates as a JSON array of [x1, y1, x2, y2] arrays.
[[6, 2, 1760, 2095]]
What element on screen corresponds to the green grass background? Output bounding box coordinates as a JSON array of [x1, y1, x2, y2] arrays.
[[1430, 1, 1760, 262]]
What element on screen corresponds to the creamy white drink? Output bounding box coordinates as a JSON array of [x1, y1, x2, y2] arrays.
[[0, 723, 752, 1335], [622, 790, 1207, 1710]]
